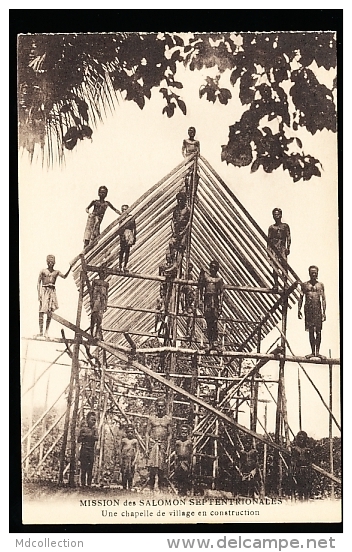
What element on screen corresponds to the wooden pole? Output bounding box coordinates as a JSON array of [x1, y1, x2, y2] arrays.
[[263, 402, 268, 493], [86, 264, 283, 294], [96, 392, 108, 484], [298, 365, 302, 431], [329, 349, 335, 498], [275, 288, 289, 496], [68, 270, 84, 487]]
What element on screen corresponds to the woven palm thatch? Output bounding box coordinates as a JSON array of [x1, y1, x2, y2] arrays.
[[71, 154, 300, 353]]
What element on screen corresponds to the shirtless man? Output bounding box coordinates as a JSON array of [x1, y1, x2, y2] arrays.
[[118, 204, 136, 272], [37, 255, 72, 338], [90, 266, 109, 339], [84, 186, 120, 247], [78, 411, 98, 487], [181, 263, 195, 338], [174, 425, 193, 495], [169, 191, 190, 261], [291, 431, 312, 500], [182, 127, 200, 158], [198, 260, 224, 350], [120, 425, 138, 491], [267, 208, 291, 292], [145, 397, 173, 491], [157, 253, 177, 336], [239, 448, 261, 498], [298, 266, 326, 358]]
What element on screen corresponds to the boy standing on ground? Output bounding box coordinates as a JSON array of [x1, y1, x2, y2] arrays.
[[120, 425, 138, 491], [174, 425, 193, 495]]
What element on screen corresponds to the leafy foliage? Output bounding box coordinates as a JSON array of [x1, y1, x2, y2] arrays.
[[18, 32, 336, 180]]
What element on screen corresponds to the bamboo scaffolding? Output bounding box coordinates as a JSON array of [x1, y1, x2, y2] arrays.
[[22, 351, 67, 396], [86, 264, 281, 294], [22, 384, 69, 443], [22, 410, 67, 464], [275, 327, 341, 431], [50, 313, 309, 456], [328, 350, 335, 497]]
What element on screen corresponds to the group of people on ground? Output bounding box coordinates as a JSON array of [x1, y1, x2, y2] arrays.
[[78, 404, 312, 500], [77, 398, 193, 495]]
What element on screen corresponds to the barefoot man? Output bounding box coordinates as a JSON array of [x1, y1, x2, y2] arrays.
[[145, 397, 172, 492], [267, 208, 291, 292], [37, 255, 71, 338], [298, 266, 326, 358]]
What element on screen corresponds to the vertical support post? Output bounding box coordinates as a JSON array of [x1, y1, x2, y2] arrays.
[[68, 270, 84, 487], [275, 291, 289, 496], [297, 365, 302, 431], [96, 392, 108, 484], [329, 350, 334, 498], [235, 360, 242, 423], [191, 356, 200, 494], [263, 402, 268, 494], [251, 326, 261, 441], [185, 154, 198, 276], [58, 360, 75, 484]]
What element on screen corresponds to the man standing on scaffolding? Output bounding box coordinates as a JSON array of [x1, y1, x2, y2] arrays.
[[90, 264, 109, 339], [37, 255, 72, 339], [198, 260, 224, 351], [169, 191, 190, 262], [298, 265, 326, 358], [267, 207, 291, 292]]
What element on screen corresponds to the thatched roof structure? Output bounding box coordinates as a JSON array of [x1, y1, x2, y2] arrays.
[[71, 154, 300, 353]]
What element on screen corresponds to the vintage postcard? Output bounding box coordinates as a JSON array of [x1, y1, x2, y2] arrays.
[[18, 31, 340, 525]]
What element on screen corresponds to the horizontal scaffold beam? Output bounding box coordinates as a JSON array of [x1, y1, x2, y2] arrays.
[[85, 265, 286, 295], [22, 336, 76, 345], [51, 312, 341, 486], [133, 346, 340, 366]]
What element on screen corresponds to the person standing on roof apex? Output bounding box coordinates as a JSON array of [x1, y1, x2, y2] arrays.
[[118, 205, 136, 273], [198, 260, 224, 351], [182, 127, 200, 158], [37, 255, 72, 339], [84, 186, 121, 248], [267, 208, 291, 292]]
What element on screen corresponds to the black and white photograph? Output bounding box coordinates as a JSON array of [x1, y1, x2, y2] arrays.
[[18, 29, 340, 525]]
